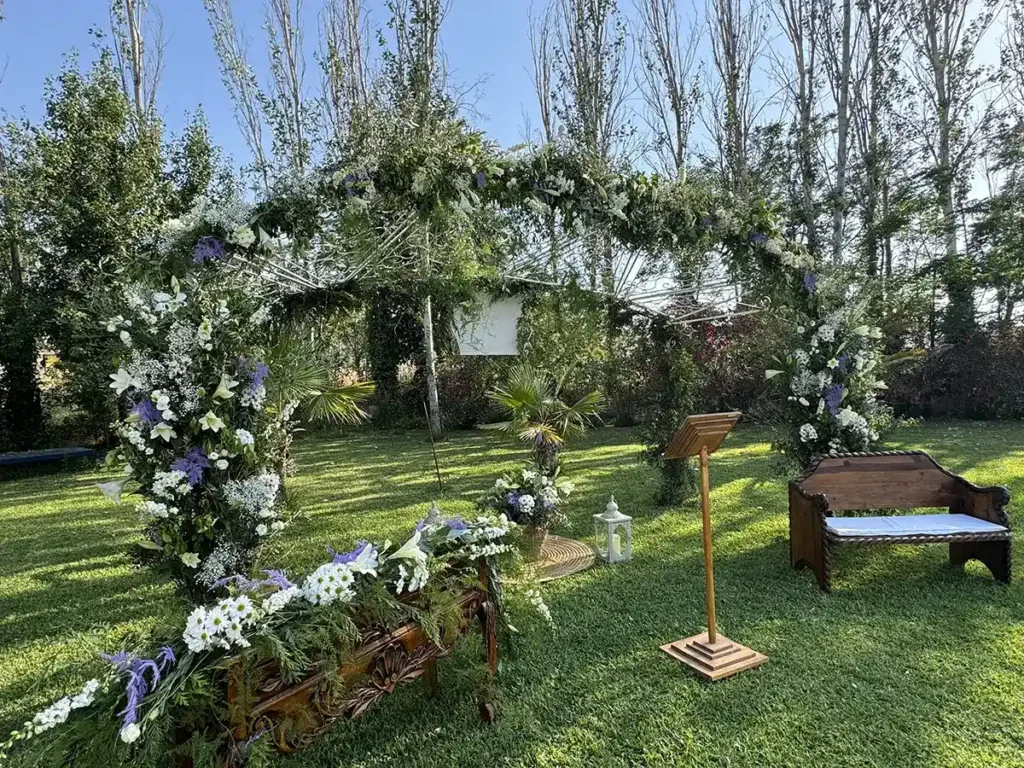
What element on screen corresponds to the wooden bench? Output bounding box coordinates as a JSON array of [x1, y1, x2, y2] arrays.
[[789, 451, 1011, 592], [0, 447, 99, 467]]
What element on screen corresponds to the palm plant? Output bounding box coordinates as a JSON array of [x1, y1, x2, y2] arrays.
[[481, 364, 604, 474], [264, 335, 375, 479]]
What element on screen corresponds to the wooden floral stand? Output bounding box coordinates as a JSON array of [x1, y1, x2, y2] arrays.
[[659, 412, 767, 681], [222, 562, 498, 761]]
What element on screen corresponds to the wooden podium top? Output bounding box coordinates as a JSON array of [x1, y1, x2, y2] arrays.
[[663, 412, 741, 460]]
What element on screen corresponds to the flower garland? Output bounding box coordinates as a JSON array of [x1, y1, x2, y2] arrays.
[[99, 273, 293, 600], [0, 513, 517, 764]]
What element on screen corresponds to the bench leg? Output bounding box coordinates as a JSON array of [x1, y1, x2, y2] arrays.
[[790, 490, 831, 592], [477, 601, 498, 723], [423, 657, 440, 698], [950, 541, 1012, 584]]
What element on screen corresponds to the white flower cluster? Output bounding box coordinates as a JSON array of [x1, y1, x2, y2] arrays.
[[799, 423, 818, 443], [836, 407, 869, 436], [261, 585, 300, 616], [156, 196, 253, 255], [301, 562, 356, 606], [394, 562, 429, 594], [183, 595, 258, 652], [197, 541, 242, 589], [223, 472, 280, 520], [137, 500, 176, 520], [152, 470, 190, 499], [21, 679, 100, 736], [451, 515, 515, 560], [526, 589, 553, 626]]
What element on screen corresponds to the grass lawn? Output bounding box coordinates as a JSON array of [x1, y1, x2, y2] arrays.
[[2, 421, 1024, 767]]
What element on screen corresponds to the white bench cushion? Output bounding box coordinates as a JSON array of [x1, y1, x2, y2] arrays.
[[825, 513, 1008, 538]]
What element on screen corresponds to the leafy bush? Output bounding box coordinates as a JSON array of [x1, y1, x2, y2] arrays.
[[628, 316, 704, 505], [886, 328, 1024, 419], [436, 356, 510, 430]]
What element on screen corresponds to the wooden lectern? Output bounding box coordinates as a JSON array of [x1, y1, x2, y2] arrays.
[[659, 412, 767, 681]]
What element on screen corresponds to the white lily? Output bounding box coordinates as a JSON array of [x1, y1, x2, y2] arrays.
[[765, 369, 785, 379], [180, 553, 200, 568], [351, 542, 379, 575], [386, 531, 427, 565], [150, 422, 177, 442], [97, 478, 130, 505], [109, 368, 138, 395], [199, 411, 226, 432], [213, 374, 239, 400]]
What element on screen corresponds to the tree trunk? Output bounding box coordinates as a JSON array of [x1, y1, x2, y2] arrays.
[[423, 294, 442, 436], [831, 0, 853, 264]]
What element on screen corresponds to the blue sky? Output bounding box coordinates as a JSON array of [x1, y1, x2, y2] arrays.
[[1, 0, 545, 164], [1, 1, 1005, 178]]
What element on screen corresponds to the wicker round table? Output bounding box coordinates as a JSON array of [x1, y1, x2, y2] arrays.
[[530, 534, 596, 582]]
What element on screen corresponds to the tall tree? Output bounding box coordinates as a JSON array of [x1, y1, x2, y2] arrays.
[[529, 1, 558, 143], [634, 0, 701, 180], [818, 0, 859, 264], [771, 0, 822, 254], [0, 121, 45, 450], [550, 0, 633, 171], [263, 0, 310, 176], [319, 0, 371, 154], [703, 0, 770, 198], [109, 0, 165, 133], [850, 0, 905, 280], [902, 0, 1000, 342], [205, 0, 272, 191]]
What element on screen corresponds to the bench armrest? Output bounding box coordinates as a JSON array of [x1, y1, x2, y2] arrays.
[[953, 480, 1011, 528]]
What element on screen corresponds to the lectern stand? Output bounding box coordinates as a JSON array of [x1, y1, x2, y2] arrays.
[[659, 412, 767, 681]]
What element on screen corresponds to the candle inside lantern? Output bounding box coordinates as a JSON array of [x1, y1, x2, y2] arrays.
[[611, 533, 621, 557]]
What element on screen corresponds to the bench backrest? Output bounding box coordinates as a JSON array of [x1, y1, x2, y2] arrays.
[[794, 452, 961, 511]]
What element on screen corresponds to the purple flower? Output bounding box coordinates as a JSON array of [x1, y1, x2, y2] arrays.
[[239, 358, 271, 396], [214, 570, 294, 592], [101, 649, 135, 672], [262, 569, 294, 590], [803, 272, 818, 293], [193, 236, 227, 264], [750, 232, 769, 245], [836, 354, 850, 374], [700, 214, 714, 228], [329, 541, 374, 564], [130, 398, 162, 426], [443, 517, 467, 531], [825, 383, 846, 416], [103, 648, 176, 729], [170, 447, 210, 487], [475, 171, 487, 189]]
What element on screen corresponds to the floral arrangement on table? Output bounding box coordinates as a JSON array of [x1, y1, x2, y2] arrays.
[[99, 270, 294, 602], [478, 466, 575, 558], [766, 292, 892, 468], [478, 467, 575, 529], [0, 513, 518, 767]]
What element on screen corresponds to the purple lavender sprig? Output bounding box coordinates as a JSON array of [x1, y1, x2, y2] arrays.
[[171, 447, 211, 487]]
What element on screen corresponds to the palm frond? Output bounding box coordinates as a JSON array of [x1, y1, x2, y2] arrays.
[[303, 381, 376, 425]]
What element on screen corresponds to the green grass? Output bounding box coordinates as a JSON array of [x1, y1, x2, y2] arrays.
[[2, 421, 1024, 767]]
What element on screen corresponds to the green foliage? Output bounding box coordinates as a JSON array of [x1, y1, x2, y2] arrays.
[[629, 316, 703, 505], [263, 335, 374, 426], [481, 364, 603, 475]]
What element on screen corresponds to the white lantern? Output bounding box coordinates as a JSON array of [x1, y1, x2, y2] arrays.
[[593, 496, 632, 563]]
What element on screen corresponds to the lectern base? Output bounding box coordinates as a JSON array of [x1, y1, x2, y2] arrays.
[[660, 632, 767, 681]]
